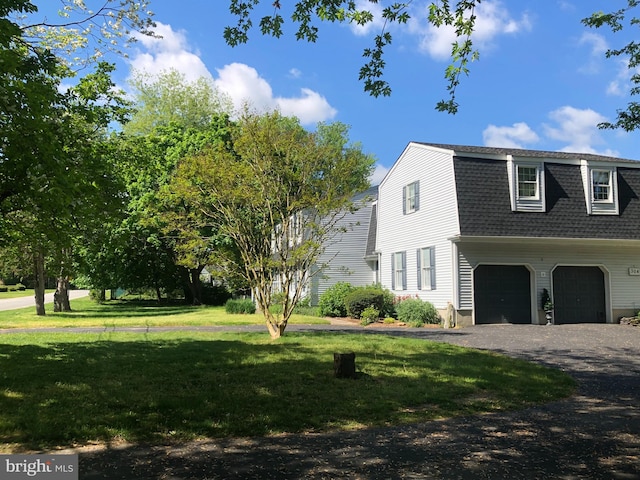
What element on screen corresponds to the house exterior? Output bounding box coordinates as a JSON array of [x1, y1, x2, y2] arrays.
[[307, 185, 379, 304], [377, 142, 640, 326]]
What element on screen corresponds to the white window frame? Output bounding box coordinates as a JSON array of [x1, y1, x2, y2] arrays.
[[403, 181, 419, 214], [517, 165, 539, 200], [507, 158, 546, 212], [391, 251, 406, 290], [591, 169, 612, 203], [417, 247, 436, 291]]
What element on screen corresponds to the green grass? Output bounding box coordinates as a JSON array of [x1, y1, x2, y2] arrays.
[[0, 289, 55, 300], [0, 330, 576, 452], [0, 298, 329, 329]]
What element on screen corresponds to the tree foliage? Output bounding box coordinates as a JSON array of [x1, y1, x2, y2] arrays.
[[17, 0, 155, 70], [224, 0, 480, 114], [1, 1, 151, 314], [226, 0, 640, 126], [89, 71, 235, 304], [175, 111, 374, 337]]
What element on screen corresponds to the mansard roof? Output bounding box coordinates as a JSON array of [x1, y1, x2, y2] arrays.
[[453, 155, 640, 240]]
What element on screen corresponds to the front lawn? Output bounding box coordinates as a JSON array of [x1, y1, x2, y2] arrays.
[[0, 298, 329, 329], [0, 330, 576, 452]]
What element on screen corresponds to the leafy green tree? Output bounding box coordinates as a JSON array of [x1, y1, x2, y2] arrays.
[[175, 111, 374, 338], [1, 1, 154, 314], [92, 70, 235, 304], [17, 0, 155, 70], [124, 69, 232, 135]]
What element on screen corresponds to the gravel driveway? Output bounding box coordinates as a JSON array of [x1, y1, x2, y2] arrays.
[[57, 324, 640, 479]]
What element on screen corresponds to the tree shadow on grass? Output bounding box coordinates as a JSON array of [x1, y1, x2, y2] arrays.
[[51, 300, 205, 319], [0, 332, 573, 453]]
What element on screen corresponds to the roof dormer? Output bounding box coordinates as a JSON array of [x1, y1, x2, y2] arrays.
[[580, 160, 619, 215], [507, 157, 546, 212]]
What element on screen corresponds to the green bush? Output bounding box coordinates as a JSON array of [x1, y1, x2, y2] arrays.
[[360, 306, 380, 326], [225, 298, 256, 314], [318, 282, 354, 317], [0, 286, 7, 293], [395, 298, 440, 327], [345, 289, 385, 319], [201, 284, 232, 306]]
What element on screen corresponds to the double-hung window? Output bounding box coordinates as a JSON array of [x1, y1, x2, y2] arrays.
[[403, 181, 420, 214], [517, 165, 538, 199], [592, 170, 612, 202], [391, 251, 406, 290], [417, 247, 436, 290]]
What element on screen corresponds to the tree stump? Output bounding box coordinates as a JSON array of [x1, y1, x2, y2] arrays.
[[333, 352, 356, 379]]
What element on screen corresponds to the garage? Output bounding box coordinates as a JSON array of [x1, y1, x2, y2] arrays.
[[474, 265, 532, 324], [552, 266, 606, 324]]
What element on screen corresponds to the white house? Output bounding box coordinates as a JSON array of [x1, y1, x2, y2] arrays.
[[307, 185, 379, 303], [376, 142, 640, 326]]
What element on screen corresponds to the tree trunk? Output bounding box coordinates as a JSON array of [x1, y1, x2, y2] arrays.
[[266, 321, 287, 339], [33, 249, 46, 316], [182, 267, 203, 305], [54, 276, 71, 312]]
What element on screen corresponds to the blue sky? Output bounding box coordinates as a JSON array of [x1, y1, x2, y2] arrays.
[[36, 1, 640, 184]]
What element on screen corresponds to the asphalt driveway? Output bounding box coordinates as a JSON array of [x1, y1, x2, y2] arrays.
[[52, 323, 639, 479]]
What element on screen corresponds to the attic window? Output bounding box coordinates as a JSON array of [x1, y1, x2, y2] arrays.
[[517, 165, 538, 199], [581, 162, 618, 215], [403, 181, 420, 214], [507, 159, 545, 212], [592, 170, 612, 202]]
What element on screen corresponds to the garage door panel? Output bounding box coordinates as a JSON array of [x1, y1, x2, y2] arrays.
[[553, 266, 605, 324], [474, 265, 531, 324]]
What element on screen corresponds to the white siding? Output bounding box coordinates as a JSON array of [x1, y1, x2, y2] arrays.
[[378, 144, 460, 307], [312, 201, 375, 302], [457, 241, 640, 315]]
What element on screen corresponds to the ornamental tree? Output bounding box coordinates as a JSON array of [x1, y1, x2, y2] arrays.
[[174, 111, 374, 338]]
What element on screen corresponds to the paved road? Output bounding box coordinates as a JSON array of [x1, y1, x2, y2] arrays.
[[30, 323, 635, 480], [0, 290, 89, 311]]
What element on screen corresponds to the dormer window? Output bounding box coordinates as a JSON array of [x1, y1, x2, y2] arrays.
[[507, 159, 545, 212], [517, 165, 539, 199], [592, 170, 612, 202], [581, 161, 618, 215]]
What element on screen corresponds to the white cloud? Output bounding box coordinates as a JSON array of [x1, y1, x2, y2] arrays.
[[130, 22, 211, 81], [214, 64, 337, 123], [578, 32, 608, 74], [128, 22, 337, 125], [409, 1, 531, 60], [370, 163, 389, 186], [483, 107, 618, 156], [483, 122, 539, 148], [543, 106, 616, 155]]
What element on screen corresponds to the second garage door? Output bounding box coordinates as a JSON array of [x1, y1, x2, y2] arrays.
[[474, 265, 532, 324], [552, 266, 606, 324]]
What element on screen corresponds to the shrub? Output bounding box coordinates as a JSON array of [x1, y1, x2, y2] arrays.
[[225, 299, 256, 314], [201, 284, 232, 306], [360, 306, 380, 326], [383, 317, 396, 324], [345, 289, 385, 319], [395, 298, 440, 327], [318, 282, 354, 317], [0, 286, 7, 293]]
